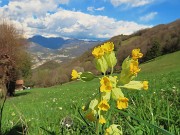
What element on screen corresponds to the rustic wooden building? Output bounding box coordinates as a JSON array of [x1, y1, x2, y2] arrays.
[[16, 79, 24, 91]]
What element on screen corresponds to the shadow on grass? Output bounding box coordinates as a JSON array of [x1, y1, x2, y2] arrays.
[[4, 125, 27, 135], [14, 91, 30, 97]]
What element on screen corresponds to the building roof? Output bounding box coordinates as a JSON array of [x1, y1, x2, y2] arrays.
[[16, 80, 24, 85]]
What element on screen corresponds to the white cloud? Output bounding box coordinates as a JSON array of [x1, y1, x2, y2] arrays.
[[95, 7, 105, 11], [87, 6, 94, 12], [58, 0, 70, 4], [87, 6, 105, 12], [110, 0, 154, 7], [140, 12, 158, 22], [0, 0, 151, 39]]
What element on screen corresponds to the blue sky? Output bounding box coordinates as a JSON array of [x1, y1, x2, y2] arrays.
[[0, 0, 179, 40]]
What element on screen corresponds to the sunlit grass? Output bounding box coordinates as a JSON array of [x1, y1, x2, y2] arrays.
[[121, 36, 140, 46], [2, 51, 180, 134]]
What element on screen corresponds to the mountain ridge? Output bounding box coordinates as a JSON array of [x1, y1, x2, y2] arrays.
[[27, 36, 101, 69], [28, 35, 101, 49]]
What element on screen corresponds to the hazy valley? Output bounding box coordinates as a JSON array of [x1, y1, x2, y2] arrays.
[[27, 35, 101, 69]]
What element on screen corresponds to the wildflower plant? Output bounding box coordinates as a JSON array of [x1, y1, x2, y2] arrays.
[[71, 42, 148, 135]]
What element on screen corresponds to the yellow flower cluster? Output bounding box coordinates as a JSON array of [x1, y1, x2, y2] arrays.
[[71, 69, 79, 80], [129, 48, 143, 76], [101, 42, 114, 53], [130, 60, 140, 75], [132, 49, 143, 60], [92, 42, 114, 58], [92, 46, 104, 58], [71, 43, 149, 135]]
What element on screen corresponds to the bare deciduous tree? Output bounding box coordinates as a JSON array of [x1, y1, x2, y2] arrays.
[[0, 21, 31, 97]]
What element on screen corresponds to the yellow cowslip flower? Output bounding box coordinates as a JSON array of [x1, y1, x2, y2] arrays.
[[85, 111, 96, 121], [98, 99, 110, 111], [132, 49, 143, 60], [82, 106, 85, 111], [99, 115, 106, 124], [71, 69, 79, 80], [100, 76, 112, 92], [143, 81, 148, 90], [130, 60, 140, 75], [101, 42, 114, 53], [92, 46, 104, 58], [105, 127, 111, 135], [117, 97, 129, 109]]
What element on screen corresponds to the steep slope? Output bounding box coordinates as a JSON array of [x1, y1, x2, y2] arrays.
[[29, 19, 180, 87], [62, 19, 180, 73]]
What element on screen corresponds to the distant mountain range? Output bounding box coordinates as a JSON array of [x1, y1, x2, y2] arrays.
[[27, 35, 101, 69], [28, 35, 100, 49]]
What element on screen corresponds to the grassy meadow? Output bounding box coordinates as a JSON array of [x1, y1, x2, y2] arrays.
[[2, 51, 180, 135]]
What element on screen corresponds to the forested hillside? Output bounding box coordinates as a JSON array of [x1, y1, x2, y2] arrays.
[[29, 20, 180, 87]]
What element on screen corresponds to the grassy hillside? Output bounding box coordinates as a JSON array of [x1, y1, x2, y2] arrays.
[[140, 51, 180, 74], [78, 19, 180, 70], [28, 20, 180, 87], [2, 51, 180, 134]]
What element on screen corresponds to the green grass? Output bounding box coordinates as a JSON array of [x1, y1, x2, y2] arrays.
[[121, 36, 140, 46], [1, 51, 180, 134]]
